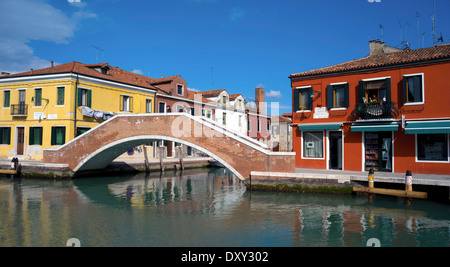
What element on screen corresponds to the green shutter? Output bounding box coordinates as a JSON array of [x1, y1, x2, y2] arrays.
[[344, 83, 349, 108], [38, 127, 43, 145], [61, 127, 66, 145], [403, 76, 408, 104], [51, 127, 56, 146], [35, 89, 42, 106], [2, 127, 11, 145], [385, 78, 391, 103], [307, 87, 313, 111], [359, 81, 366, 103], [4, 91, 10, 107], [57, 87, 64, 105], [293, 89, 300, 112], [326, 85, 333, 110], [29, 128, 34, 145], [87, 90, 92, 108], [413, 75, 422, 102], [77, 88, 82, 106]]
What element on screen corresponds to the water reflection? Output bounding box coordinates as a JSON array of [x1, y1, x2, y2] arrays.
[[0, 168, 449, 247]]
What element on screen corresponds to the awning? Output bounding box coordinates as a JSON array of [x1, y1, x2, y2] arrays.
[[351, 122, 399, 132], [405, 120, 450, 134], [297, 123, 342, 131]]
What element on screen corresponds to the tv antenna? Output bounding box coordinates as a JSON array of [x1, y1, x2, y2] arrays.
[[416, 12, 421, 48], [432, 0, 437, 44], [210, 67, 214, 90], [92, 45, 104, 63], [379, 24, 384, 42]]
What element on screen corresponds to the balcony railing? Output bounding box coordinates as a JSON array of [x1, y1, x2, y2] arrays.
[[350, 101, 399, 121], [10, 104, 28, 117]]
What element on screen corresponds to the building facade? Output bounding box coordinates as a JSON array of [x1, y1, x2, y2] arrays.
[[0, 62, 156, 161], [289, 41, 450, 175]]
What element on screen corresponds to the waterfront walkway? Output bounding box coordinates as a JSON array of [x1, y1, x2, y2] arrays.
[[295, 168, 450, 187]]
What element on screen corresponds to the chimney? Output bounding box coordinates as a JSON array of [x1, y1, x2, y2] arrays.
[[255, 87, 265, 115], [51, 61, 54, 68], [369, 40, 386, 55], [1, 72, 10, 77]]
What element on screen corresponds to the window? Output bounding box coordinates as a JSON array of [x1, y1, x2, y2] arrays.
[[202, 109, 205, 117], [327, 83, 349, 109], [206, 110, 211, 119], [177, 84, 183, 95], [239, 115, 242, 127], [3, 91, 10, 108], [403, 74, 424, 104], [29, 127, 43, 145], [257, 118, 260, 132], [120, 95, 133, 112], [359, 78, 391, 104], [146, 99, 152, 113], [0, 127, 11, 145], [302, 131, 324, 158], [77, 88, 91, 107], [293, 87, 313, 111], [34, 88, 42, 106], [57, 87, 65, 105], [76, 127, 90, 137], [417, 134, 448, 162], [51, 126, 66, 146], [222, 95, 227, 105], [222, 112, 227, 125], [159, 102, 167, 113], [247, 117, 251, 131]]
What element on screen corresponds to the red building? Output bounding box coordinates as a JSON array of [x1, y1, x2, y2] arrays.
[[289, 41, 450, 175]]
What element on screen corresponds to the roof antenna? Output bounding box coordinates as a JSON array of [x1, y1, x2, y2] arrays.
[[416, 12, 421, 48], [379, 24, 384, 42], [92, 45, 104, 63], [210, 67, 214, 90], [432, 0, 437, 45]]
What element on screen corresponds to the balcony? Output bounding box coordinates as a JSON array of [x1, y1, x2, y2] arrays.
[[350, 101, 399, 121], [10, 104, 28, 117]]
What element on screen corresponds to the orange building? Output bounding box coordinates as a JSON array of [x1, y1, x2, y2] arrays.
[[289, 41, 450, 175]]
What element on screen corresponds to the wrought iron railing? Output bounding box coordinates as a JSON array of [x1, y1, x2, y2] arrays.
[[10, 104, 28, 116], [350, 101, 399, 121]]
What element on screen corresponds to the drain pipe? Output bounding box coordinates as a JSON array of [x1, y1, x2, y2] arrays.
[[74, 74, 79, 138]]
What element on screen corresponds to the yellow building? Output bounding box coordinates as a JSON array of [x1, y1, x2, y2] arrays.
[[0, 62, 157, 161]]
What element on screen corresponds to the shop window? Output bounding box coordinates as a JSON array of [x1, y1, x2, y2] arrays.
[[417, 134, 448, 162], [403, 74, 424, 104], [302, 131, 324, 158]]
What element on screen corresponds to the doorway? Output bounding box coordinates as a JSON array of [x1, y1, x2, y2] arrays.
[[364, 131, 392, 172], [17, 127, 25, 155], [329, 131, 342, 170]]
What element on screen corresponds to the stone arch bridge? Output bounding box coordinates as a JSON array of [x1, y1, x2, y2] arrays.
[[43, 113, 295, 181]]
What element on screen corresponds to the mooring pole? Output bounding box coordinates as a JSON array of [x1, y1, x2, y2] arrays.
[[405, 170, 413, 205], [143, 145, 150, 173], [178, 146, 184, 170], [159, 146, 165, 172], [368, 168, 375, 201]]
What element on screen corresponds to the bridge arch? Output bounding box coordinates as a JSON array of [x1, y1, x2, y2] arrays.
[[75, 134, 246, 180], [43, 114, 295, 181]]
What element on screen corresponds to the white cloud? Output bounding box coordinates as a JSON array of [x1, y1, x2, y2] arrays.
[[132, 69, 143, 75], [0, 0, 96, 74], [266, 90, 282, 99], [229, 7, 246, 23]]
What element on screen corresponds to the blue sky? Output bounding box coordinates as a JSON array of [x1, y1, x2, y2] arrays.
[[1, 0, 449, 114]]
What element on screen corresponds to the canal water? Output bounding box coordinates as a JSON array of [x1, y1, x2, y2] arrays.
[[0, 168, 449, 247]]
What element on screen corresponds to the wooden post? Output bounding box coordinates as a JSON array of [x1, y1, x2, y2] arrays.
[[178, 146, 184, 170], [143, 145, 150, 173], [159, 146, 165, 172], [405, 170, 413, 205], [368, 168, 375, 201]]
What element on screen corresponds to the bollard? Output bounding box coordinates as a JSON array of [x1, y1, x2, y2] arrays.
[[405, 170, 413, 205], [368, 168, 375, 188], [405, 170, 413, 192]]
